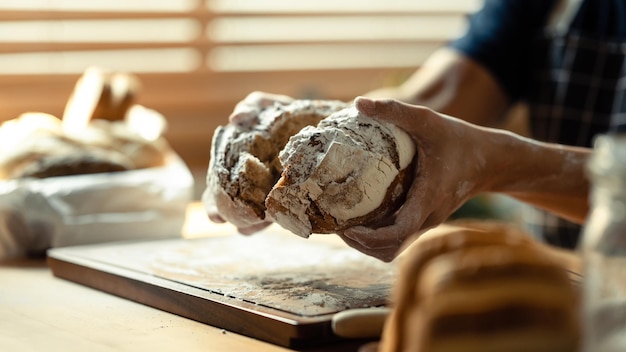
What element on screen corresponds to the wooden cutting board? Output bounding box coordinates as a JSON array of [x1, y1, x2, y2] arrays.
[[47, 230, 396, 348]]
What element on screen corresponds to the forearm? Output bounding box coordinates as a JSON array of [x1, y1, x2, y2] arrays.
[[365, 48, 511, 127], [480, 128, 591, 224]]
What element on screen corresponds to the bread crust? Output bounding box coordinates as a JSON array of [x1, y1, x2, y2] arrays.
[[264, 106, 416, 237], [16, 151, 131, 178], [204, 100, 349, 229], [205, 100, 418, 236], [378, 222, 581, 352]]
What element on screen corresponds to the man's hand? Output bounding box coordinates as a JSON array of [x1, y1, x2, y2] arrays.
[[339, 97, 493, 262]]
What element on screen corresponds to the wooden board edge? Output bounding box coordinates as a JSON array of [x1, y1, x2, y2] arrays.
[[46, 248, 342, 348]]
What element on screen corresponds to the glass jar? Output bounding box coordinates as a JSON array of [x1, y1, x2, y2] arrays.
[[582, 134, 626, 352]]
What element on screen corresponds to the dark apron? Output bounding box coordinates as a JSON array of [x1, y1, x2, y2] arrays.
[[525, 0, 626, 249]]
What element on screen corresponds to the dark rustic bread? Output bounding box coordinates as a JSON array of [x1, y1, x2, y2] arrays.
[[204, 99, 349, 230], [265, 106, 416, 237]]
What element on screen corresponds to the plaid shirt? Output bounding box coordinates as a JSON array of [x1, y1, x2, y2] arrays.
[[453, 0, 626, 249]]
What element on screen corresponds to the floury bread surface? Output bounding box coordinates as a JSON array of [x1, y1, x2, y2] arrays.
[[204, 100, 349, 229], [265, 106, 416, 238]]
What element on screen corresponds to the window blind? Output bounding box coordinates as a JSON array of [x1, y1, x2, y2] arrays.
[[0, 0, 480, 170]]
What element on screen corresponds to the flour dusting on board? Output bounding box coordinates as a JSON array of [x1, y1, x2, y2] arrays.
[[145, 231, 396, 316]]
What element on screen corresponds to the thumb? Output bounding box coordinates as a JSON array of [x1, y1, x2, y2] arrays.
[[354, 96, 425, 133], [354, 96, 399, 117], [354, 96, 378, 116]]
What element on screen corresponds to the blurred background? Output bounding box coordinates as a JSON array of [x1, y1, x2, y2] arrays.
[[0, 0, 486, 197]]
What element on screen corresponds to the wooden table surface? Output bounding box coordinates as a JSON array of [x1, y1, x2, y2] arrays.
[[0, 203, 371, 352], [0, 203, 582, 352]]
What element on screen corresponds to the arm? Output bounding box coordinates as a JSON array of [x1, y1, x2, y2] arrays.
[[482, 129, 590, 224], [365, 47, 511, 127], [340, 97, 590, 262], [366, 0, 557, 127], [376, 47, 590, 222]]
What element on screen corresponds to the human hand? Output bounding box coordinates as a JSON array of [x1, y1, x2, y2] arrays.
[[228, 91, 294, 126], [339, 97, 492, 262]]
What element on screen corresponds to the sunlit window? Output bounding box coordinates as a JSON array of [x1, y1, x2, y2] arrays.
[[0, 0, 481, 169], [0, 0, 480, 74]]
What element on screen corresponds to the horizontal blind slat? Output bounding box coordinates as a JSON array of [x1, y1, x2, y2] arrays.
[[0, 10, 211, 21], [0, 0, 478, 170], [0, 38, 452, 54], [0, 9, 471, 21], [0, 42, 206, 54]]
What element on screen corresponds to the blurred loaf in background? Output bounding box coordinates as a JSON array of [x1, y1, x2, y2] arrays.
[[0, 66, 173, 180]]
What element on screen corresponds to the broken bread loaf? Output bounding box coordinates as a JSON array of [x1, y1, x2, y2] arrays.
[[204, 100, 417, 237], [204, 100, 349, 230], [265, 106, 416, 237]]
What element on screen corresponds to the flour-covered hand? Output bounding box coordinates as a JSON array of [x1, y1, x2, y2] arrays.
[[339, 97, 492, 262]]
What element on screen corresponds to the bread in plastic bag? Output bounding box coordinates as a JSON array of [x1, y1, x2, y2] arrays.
[[0, 152, 194, 259]]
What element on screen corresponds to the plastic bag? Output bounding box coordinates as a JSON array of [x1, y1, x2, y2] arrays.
[[0, 152, 194, 259]]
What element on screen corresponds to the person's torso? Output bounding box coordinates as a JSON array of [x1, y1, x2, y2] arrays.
[[526, 0, 626, 147]]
